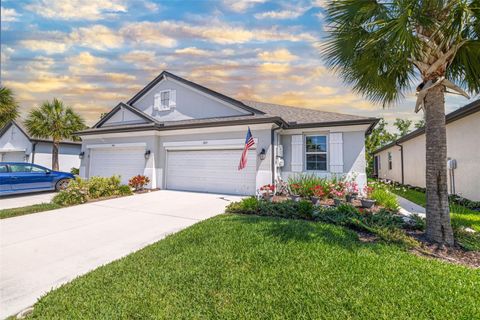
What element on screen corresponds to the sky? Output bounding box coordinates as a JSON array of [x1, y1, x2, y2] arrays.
[[1, 0, 477, 130]]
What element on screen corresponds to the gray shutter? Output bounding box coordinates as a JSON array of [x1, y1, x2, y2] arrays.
[[291, 135, 303, 172]]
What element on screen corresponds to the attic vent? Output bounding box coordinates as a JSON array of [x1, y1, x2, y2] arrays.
[[154, 90, 176, 111]]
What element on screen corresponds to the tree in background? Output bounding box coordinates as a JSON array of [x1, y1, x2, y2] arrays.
[[0, 87, 19, 128], [365, 118, 396, 176], [414, 119, 426, 129], [393, 118, 413, 137], [323, 0, 480, 245], [25, 98, 86, 171]]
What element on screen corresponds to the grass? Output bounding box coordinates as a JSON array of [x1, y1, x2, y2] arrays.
[[390, 187, 480, 232], [390, 187, 480, 251], [28, 214, 479, 319], [0, 203, 61, 219]]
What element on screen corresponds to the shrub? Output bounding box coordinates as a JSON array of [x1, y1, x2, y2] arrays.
[[70, 167, 79, 175], [297, 200, 314, 220], [128, 175, 150, 191], [52, 176, 132, 206], [370, 187, 399, 211], [52, 177, 88, 206]]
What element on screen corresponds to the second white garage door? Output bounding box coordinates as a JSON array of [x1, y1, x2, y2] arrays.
[[166, 149, 256, 195], [89, 147, 146, 184], [1, 151, 25, 162]]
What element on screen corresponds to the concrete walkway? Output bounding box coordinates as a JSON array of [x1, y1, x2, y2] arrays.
[[0, 191, 56, 210], [0, 190, 242, 319], [396, 195, 426, 218]]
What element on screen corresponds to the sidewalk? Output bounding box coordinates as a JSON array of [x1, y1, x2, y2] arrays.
[[396, 195, 426, 218]]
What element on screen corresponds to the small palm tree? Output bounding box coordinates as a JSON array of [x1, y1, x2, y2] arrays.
[[323, 0, 480, 245], [25, 98, 86, 171], [0, 86, 19, 128]]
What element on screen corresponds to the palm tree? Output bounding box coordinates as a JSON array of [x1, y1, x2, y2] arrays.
[[0, 86, 19, 128], [323, 0, 480, 245], [25, 98, 86, 171]]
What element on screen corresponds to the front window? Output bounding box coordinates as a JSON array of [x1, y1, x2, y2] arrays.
[[306, 135, 327, 171]]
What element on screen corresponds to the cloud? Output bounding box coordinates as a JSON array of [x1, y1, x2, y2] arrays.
[[26, 0, 127, 21], [175, 47, 211, 56], [1, 7, 20, 22], [255, 9, 305, 20], [4, 75, 70, 93], [70, 25, 124, 51], [67, 52, 107, 75], [142, 0, 160, 12], [258, 62, 291, 74], [120, 50, 156, 65], [222, 0, 266, 12], [120, 22, 178, 47], [258, 49, 297, 62], [105, 72, 136, 82], [19, 40, 68, 54]]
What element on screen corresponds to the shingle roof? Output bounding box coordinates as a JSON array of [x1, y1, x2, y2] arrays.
[[241, 100, 376, 125]]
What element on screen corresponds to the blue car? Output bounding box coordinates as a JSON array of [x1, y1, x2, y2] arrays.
[[0, 162, 74, 196]]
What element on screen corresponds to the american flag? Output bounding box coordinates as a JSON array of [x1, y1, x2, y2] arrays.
[[238, 127, 255, 170]]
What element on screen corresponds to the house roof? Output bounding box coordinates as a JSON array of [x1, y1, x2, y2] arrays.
[[79, 71, 379, 135], [373, 99, 480, 154], [0, 120, 82, 145]]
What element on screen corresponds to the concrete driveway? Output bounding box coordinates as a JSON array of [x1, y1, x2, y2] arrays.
[[0, 191, 56, 210], [0, 190, 242, 319]]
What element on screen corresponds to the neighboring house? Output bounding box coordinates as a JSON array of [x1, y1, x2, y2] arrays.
[[77, 71, 378, 195], [373, 99, 480, 201], [0, 121, 82, 172]]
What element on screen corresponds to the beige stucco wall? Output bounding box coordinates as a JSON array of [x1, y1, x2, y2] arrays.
[[375, 111, 480, 201]]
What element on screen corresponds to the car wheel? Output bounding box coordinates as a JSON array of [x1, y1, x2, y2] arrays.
[[55, 179, 70, 191]]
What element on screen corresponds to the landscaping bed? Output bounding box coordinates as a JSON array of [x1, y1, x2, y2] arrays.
[[25, 215, 480, 319], [229, 175, 479, 267]]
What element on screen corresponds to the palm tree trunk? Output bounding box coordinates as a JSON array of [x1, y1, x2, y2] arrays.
[[52, 140, 60, 171], [424, 85, 454, 246]]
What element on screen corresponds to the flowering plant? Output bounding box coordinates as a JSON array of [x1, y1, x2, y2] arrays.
[[330, 188, 345, 199], [344, 181, 359, 196], [128, 175, 150, 191], [289, 183, 302, 196], [260, 184, 275, 196], [310, 185, 325, 198], [363, 184, 374, 198]]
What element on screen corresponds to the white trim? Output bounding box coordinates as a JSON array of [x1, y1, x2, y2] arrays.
[[0, 148, 27, 152], [305, 134, 329, 173], [163, 138, 258, 151], [86, 142, 147, 149]]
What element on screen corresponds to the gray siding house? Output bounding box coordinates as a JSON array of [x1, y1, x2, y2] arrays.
[[0, 121, 81, 172], [78, 71, 378, 195]]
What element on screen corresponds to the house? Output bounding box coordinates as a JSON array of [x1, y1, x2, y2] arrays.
[[77, 71, 378, 195], [373, 99, 480, 201], [0, 120, 82, 172]]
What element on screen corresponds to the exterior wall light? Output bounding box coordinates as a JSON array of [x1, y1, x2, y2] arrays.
[[79, 151, 85, 159], [259, 148, 266, 161], [144, 150, 151, 159]]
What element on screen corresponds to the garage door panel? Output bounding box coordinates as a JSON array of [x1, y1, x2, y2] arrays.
[[2, 152, 25, 162], [166, 149, 256, 195], [89, 147, 145, 184]]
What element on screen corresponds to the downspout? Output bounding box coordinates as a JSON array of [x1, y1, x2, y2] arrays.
[[31, 142, 37, 164], [271, 124, 283, 184], [395, 142, 404, 185]]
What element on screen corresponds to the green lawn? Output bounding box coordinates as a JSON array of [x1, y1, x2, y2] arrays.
[[29, 215, 479, 319], [391, 187, 480, 232], [0, 203, 61, 220]]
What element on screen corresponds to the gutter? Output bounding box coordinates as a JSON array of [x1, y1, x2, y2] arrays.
[[395, 141, 404, 185], [31, 142, 37, 163]]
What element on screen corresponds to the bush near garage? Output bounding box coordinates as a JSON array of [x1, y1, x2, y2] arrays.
[[52, 176, 132, 206]]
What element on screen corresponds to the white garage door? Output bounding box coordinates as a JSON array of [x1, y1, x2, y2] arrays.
[[1, 151, 25, 162], [166, 149, 256, 195], [89, 147, 146, 184]]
